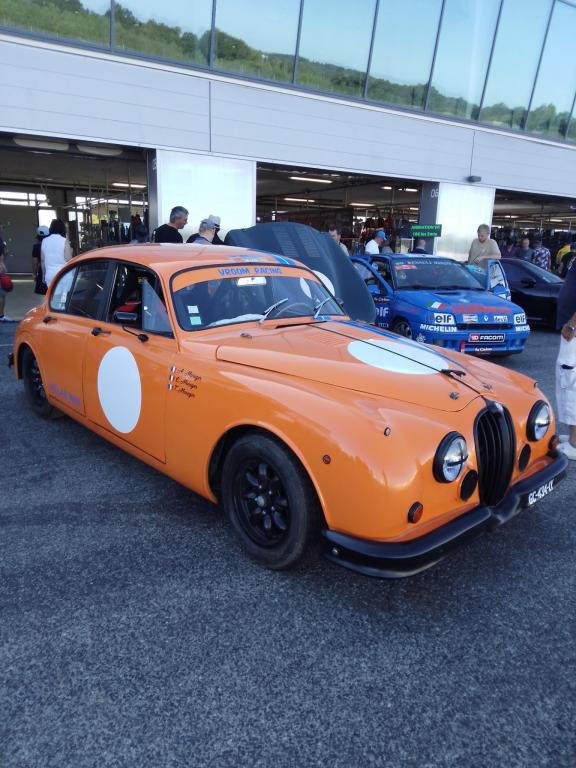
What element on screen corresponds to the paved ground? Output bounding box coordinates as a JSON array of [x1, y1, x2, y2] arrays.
[[1, 324, 574, 768]]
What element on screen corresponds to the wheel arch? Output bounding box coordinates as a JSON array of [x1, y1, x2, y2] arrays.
[[207, 424, 328, 526], [15, 340, 34, 379]]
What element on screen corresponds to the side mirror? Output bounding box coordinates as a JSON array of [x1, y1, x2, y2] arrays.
[[114, 310, 139, 324]]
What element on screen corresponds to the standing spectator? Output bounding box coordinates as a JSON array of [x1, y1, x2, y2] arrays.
[[467, 224, 500, 268], [328, 225, 350, 256], [365, 229, 388, 258], [153, 206, 189, 243], [555, 257, 576, 460], [531, 238, 551, 270], [514, 236, 534, 261], [410, 238, 428, 254], [191, 218, 217, 245], [500, 237, 517, 257], [41, 219, 73, 286], [560, 243, 576, 278], [32, 225, 49, 294], [554, 238, 574, 272], [0, 222, 14, 322], [187, 214, 224, 245]]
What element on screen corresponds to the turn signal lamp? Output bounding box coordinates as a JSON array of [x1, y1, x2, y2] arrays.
[[408, 502, 424, 524]]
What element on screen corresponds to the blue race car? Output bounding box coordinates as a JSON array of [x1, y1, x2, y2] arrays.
[[351, 254, 530, 355]]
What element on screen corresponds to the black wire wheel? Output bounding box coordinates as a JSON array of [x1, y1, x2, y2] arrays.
[[22, 347, 55, 419], [391, 317, 413, 339], [222, 433, 320, 570]]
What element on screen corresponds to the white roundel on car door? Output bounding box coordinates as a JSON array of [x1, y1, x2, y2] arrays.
[[97, 346, 142, 432], [347, 337, 445, 375]]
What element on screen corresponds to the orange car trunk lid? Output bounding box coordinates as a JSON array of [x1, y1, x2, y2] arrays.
[[214, 320, 484, 411]]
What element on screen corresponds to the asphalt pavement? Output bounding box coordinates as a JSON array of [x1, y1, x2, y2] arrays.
[[1, 323, 574, 768]]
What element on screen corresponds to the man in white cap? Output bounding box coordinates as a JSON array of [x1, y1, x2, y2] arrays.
[[187, 214, 225, 245]]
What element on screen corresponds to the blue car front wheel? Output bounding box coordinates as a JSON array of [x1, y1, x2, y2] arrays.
[[392, 318, 413, 339]]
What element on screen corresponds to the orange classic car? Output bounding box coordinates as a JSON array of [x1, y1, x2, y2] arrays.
[[10, 245, 568, 577]]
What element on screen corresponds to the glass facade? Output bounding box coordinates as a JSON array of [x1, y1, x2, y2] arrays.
[[1, 0, 574, 143]]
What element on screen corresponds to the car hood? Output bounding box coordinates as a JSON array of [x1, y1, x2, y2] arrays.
[[397, 288, 523, 321], [204, 320, 496, 412]]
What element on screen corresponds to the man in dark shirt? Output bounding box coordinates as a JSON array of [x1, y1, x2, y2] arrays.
[[153, 206, 189, 243], [555, 258, 576, 459], [514, 236, 534, 261], [410, 238, 428, 254]]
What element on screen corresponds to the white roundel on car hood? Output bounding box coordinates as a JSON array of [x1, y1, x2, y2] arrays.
[[97, 346, 142, 433], [347, 337, 445, 375]]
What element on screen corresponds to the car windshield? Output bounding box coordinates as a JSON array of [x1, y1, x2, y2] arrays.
[[172, 271, 344, 331], [517, 261, 564, 284], [392, 258, 484, 290]]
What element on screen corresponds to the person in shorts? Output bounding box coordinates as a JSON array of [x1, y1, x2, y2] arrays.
[[556, 257, 576, 459]]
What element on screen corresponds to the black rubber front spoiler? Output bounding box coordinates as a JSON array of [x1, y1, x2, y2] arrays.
[[322, 452, 568, 579]]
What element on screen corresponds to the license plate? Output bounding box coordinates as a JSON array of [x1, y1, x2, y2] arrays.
[[527, 479, 554, 507], [469, 333, 505, 343]]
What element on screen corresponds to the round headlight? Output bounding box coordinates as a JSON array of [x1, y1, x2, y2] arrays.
[[433, 432, 468, 483], [527, 401, 551, 441]]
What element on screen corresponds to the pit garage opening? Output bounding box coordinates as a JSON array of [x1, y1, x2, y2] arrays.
[[256, 163, 424, 254], [0, 133, 149, 275], [493, 189, 576, 263]]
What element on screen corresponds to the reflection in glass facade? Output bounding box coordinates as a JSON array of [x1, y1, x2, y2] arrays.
[[115, 0, 212, 66], [0, 0, 574, 143], [526, 1, 576, 139], [480, 0, 552, 130], [367, 0, 443, 109], [214, 0, 300, 82], [296, 0, 375, 97], [0, 0, 111, 47], [428, 0, 501, 119]]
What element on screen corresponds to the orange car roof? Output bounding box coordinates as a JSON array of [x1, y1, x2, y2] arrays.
[[71, 243, 307, 276]]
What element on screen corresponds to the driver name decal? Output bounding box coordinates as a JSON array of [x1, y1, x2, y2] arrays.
[[218, 266, 283, 277], [168, 365, 202, 399]]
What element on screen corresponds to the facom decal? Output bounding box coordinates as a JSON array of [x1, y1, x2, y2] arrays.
[[469, 333, 505, 343]]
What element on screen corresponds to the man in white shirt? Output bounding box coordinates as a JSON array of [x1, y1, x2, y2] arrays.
[[365, 229, 387, 257]]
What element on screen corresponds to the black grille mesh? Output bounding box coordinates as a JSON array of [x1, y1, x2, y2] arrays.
[[475, 405, 515, 506]]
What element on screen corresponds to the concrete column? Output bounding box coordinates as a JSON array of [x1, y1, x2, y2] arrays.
[[151, 150, 256, 242], [434, 182, 495, 261]]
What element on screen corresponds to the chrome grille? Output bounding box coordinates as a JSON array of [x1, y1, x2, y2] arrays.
[[474, 404, 515, 506]]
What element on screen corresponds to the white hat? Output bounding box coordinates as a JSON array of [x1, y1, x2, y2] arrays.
[[207, 214, 221, 227], [37, 225, 49, 237]]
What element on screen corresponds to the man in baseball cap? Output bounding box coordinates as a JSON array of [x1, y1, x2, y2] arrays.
[[187, 214, 225, 245]]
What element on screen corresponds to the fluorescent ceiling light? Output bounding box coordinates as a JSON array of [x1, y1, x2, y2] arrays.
[[550, 218, 563, 222], [77, 144, 123, 157], [284, 197, 315, 203], [381, 186, 392, 190], [404, 187, 419, 193], [349, 202, 375, 207], [13, 137, 70, 151], [409, 207, 419, 211], [289, 176, 332, 184], [112, 183, 146, 189]]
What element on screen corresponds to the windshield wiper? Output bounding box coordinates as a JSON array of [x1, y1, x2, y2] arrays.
[[313, 297, 332, 319], [259, 298, 288, 324]]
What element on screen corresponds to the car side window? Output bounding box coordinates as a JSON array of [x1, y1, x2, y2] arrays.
[[67, 262, 109, 319], [108, 263, 172, 335], [489, 262, 507, 289], [49, 267, 78, 312], [501, 262, 524, 282], [373, 258, 392, 283]]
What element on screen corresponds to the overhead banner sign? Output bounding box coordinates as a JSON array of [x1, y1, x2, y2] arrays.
[[410, 224, 442, 238]]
